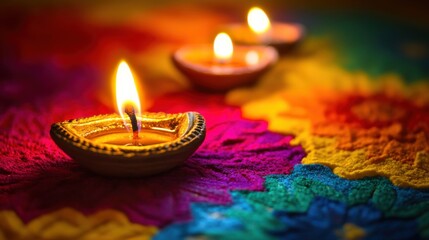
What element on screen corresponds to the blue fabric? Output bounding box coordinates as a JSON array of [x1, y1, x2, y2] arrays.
[[155, 165, 429, 240], [274, 198, 418, 240]]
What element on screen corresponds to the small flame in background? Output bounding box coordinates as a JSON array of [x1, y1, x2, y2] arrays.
[[245, 50, 260, 66], [213, 32, 233, 62], [247, 7, 271, 34], [115, 60, 141, 131]]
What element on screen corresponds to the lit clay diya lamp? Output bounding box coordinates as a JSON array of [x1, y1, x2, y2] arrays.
[[50, 61, 206, 177], [172, 32, 278, 91], [224, 7, 305, 53]]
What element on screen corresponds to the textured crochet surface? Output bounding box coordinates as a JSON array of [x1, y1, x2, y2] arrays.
[[0, 208, 157, 240], [0, 91, 304, 227], [227, 53, 429, 188], [156, 164, 429, 239], [1, 4, 429, 240]]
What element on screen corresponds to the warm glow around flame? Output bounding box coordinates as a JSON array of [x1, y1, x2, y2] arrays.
[[247, 7, 271, 34], [213, 32, 233, 62], [115, 60, 141, 121]]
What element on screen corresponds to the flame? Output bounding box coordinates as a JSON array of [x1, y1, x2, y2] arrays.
[[245, 50, 259, 66], [247, 7, 271, 34], [115, 60, 141, 128], [213, 32, 233, 62]]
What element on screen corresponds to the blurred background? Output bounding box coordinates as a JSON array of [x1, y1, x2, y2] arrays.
[[1, 0, 428, 113]]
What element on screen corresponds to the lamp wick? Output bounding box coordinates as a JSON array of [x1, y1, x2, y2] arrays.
[[124, 104, 139, 140]]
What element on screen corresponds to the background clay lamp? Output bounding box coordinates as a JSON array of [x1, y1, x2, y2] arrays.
[[50, 61, 206, 177], [224, 7, 305, 54], [172, 32, 278, 92]]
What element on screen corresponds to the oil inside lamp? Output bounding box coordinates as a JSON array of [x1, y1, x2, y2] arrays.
[[172, 32, 278, 91], [224, 6, 305, 53], [50, 60, 206, 177]]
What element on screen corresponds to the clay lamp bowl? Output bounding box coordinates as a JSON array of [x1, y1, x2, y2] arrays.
[[50, 61, 206, 177], [172, 32, 278, 92], [50, 112, 205, 177]]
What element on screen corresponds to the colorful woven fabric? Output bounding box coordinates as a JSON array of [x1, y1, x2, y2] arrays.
[[1, 3, 429, 240], [0, 90, 304, 227], [156, 164, 429, 239]]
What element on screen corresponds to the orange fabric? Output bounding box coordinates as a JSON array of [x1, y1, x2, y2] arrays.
[[227, 47, 429, 188]]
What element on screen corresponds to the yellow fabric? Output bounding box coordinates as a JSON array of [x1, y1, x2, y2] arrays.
[[336, 223, 366, 240], [227, 42, 429, 188], [0, 208, 157, 240]]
